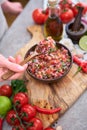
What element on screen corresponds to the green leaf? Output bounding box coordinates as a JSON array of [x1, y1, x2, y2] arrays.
[[11, 79, 27, 96]]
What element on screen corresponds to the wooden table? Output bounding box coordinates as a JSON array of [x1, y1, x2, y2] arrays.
[[0, 0, 87, 130]]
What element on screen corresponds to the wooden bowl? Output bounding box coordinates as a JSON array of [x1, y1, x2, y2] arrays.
[[25, 42, 73, 83]]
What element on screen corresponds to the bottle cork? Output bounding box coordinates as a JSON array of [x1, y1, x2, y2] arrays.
[[48, 0, 58, 6]]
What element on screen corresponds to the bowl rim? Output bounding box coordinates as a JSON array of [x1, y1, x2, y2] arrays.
[[24, 42, 73, 83], [65, 21, 87, 36]]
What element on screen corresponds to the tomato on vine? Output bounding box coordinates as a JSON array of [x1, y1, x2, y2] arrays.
[[0, 84, 12, 97], [27, 117, 43, 130], [60, 8, 74, 23], [6, 110, 20, 126], [72, 2, 87, 17], [12, 126, 24, 130], [32, 8, 48, 24], [21, 104, 36, 122], [13, 92, 28, 109], [59, 0, 73, 9]]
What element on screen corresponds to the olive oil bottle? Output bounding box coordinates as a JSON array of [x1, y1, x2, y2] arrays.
[[44, 0, 63, 41]]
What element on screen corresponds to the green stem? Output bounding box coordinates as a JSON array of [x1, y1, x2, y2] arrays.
[[13, 105, 26, 130], [73, 66, 82, 77]]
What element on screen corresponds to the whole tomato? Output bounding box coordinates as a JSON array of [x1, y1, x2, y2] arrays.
[[12, 126, 24, 130], [60, 8, 74, 23], [0, 84, 12, 97], [59, 0, 73, 9], [32, 8, 48, 24], [27, 117, 43, 130], [72, 2, 87, 17], [21, 104, 36, 122], [6, 110, 20, 126], [13, 92, 28, 109], [44, 127, 55, 130]]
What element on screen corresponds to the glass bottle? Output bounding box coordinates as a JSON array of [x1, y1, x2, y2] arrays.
[[44, 0, 63, 41]]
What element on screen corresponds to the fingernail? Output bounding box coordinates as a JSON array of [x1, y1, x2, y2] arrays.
[[17, 65, 24, 71]]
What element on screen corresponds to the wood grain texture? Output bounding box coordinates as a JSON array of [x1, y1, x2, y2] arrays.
[[16, 25, 87, 128]]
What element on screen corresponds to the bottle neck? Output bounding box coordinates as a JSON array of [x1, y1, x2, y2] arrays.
[[48, 5, 58, 18]]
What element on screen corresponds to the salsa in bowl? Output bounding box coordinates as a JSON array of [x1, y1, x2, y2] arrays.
[[25, 37, 72, 83]]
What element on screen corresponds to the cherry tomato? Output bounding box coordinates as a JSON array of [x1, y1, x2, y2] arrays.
[[72, 5, 78, 17], [21, 104, 36, 122], [13, 92, 28, 109], [0, 84, 12, 97], [27, 117, 43, 130], [12, 126, 24, 130], [60, 8, 74, 23], [72, 2, 87, 17], [59, 0, 73, 9], [44, 127, 55, 130], [6, 110, 20, 126], [32, 8, 48, 24]]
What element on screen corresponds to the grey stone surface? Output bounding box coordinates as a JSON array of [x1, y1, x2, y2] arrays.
[[53, 92, 87, 130], [0, 0, 87, 130], [0, 7, 8, 41], [0, 0, 43, 57]]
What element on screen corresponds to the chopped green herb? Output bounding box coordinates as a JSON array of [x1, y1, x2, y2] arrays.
[[11, 79, 27, 96], [32, 59, 36, 63]]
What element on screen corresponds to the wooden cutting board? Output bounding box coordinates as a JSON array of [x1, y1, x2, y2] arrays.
[[16, 25, 87, 128]]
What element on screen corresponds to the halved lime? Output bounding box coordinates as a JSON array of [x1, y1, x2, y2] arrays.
[[79, 35, 87, 51]]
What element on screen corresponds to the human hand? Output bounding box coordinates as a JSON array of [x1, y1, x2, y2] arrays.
[[1, 1, 23, 15], [0, 54, 27, 81]]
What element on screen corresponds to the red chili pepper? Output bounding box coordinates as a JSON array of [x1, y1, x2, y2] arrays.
[[0, 117, 3, 130], [34, 106, 61, 114], [73, 55, 82, 66], [73, 55, 87, 73], [81, 62, 87, 73]]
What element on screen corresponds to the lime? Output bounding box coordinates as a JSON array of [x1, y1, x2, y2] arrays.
[[79, 35, 87, 51], [0, 96, 12, 117]]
